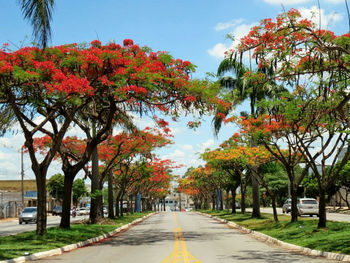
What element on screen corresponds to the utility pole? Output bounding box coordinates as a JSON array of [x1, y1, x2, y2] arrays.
[[21, 146, 24, 206]]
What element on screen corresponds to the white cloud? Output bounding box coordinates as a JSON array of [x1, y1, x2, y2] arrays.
[[299, 6, 343, 28], [215, 19, 244, 31], [207, 43, 230, 59], [181, 144, 194, 151], [197, 139, 215, 153], [164, 149, 186, 159], [264, 0, 311, 4], [208, 22, 257, 59]]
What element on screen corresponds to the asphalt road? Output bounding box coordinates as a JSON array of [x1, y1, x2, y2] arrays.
[[247, 207, 350, 222], [0, 215, 88, 236], [37, 212, 336, 263]]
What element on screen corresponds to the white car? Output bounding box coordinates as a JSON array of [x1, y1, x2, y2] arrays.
[[298, 198, 319, 217], [77, 207, 89, 216]]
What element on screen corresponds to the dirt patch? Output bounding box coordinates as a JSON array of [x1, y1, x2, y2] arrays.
[[0, 217, 17, 223], [326, 207, 350, 214]]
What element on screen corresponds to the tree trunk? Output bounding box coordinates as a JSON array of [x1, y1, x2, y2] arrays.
[[231, 187, 237, 214], [36, 175, 47, 235], [107, 171, 114, 219], [90, 146, 102, 224], [131, 195, 134, 214], [225, 190, 230, 213], [290, 184, 299, 222], [120, 197, 124, 217], [241, 176, 246, 214], [60, 174, 74, 228], [271, 195, 278, 222], [318, 187, 327, 228], [127, 196, 130, 215], [219, 190, 224, 210], [251, 167, 261, 218], [115, 194, 120, 217]]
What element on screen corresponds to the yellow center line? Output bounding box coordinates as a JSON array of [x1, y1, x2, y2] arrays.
[[161, 213, 202, 263]]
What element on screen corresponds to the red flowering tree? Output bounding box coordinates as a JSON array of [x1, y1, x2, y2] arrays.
[[33, 125, 172, 225], [98, 127, 172, 219], [178, 165, 221, 210], [2, 39, 224, 233], [225, 9, 350, 227]]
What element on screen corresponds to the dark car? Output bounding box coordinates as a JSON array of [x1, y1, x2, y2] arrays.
[[19, 207, 37, 224], [52, 206, 62, 216]]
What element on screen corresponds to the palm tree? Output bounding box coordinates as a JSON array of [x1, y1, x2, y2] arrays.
[[214, 56, 284, 218], [18, 0, 55, 49]]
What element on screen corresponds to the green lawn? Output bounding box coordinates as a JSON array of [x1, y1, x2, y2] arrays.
[[201, 210, 350, 255], [0, 212, 152, 260]]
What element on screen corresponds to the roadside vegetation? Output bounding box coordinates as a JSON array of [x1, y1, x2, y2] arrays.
[[0, 212, 151, 260], [202, 210, 350, 255]]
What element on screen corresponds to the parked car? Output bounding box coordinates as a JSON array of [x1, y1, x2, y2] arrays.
[[235, 201, 241, 209], [77, 207, 89, 216], [298, 198, 319, 217], [103, 207, 108, 215], [19, 207, 37, 224], [52, 206, 62, 216], [282, 199, 291, 213], [282, 198, 319, 217]]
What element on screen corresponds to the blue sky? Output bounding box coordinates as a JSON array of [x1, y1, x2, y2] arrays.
[[0, 0, 348, 180]]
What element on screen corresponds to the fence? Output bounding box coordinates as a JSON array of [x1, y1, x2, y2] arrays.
[[0, 191, 22, 219]]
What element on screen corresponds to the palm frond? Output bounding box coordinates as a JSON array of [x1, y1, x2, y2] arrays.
[[18, 0, 55, 48]]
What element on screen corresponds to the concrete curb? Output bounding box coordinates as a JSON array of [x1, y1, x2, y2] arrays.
[[196, 212, 350, 262], [0, 212, 156, 263]]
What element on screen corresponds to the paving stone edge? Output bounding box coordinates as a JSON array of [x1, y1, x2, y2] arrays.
[[0, 212, 157, 263], [196, 211, 350, 262]]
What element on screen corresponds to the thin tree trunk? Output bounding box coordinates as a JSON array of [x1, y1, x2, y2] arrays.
[[90, 146, 101, 224], [115, 193, 120, 217], [251, 167, 261, 218], [219, 190, 224, 210], [127, 196, 130, 215], [318, 187, 327, 228], [36, 175, 47, 235], [120, 197, 123, 217], [212, 194, 216, 211], [131, 195, 134, 214], [226, 190, 230, 213], [271, 195, 278, 222], [241, 176, 246, 214], [107, 171, 114, 219], [290, 184, 299, 222], [60, 175, 74, 228], [231, 187, 237, 214]]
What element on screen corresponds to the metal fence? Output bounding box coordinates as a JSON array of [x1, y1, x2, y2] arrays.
[[0, 201, 22, 218], [0, 191, 22, 218]]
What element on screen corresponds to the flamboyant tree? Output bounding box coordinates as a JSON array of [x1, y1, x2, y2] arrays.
[[1, 45, 95, 235], [225, 9, 350, 227], [202, 148, 243, 214], [98, 126, 172, 219], [32, 125, 172, 226], [182, 165, 220, 210], [3, 39, 225, 233]]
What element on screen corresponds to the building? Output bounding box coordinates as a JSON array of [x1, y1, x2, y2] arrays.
[[0, 180, 55, 218]]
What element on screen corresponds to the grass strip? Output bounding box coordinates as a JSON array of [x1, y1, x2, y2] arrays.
[[0, 212, 152, 260], [201, 210, 350, 255]]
